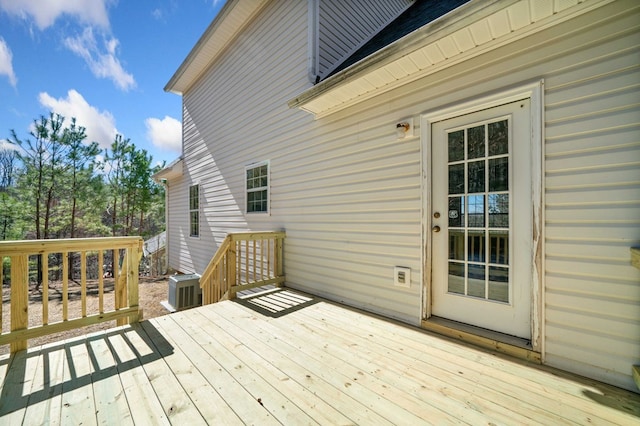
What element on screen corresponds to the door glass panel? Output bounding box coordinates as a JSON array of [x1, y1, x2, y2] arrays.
[[448, 164, 465, 194], [449, 230, 465, 260], [448, 263, 465, 294], [488, 120, 508, 155], [448, 197, 464, 227], [467, 264, 485, 298], [468, 161, 485, 193], [467, 125, 485, 159], [488, 194, 509, 228], [445, 119, 511, 304], [489, 157, 509, 192], [489, 232, 509, 264], [448, 130, 464, 162], [467, 195, 484, 227], [488, 266, 509, 302], [467, 230, 485, 262]]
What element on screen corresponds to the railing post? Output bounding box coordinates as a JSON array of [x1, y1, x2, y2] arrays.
[[275, 235, 284, 288], [227, 240, 237, 300], [127, 241, 141, 323], [10, 254, 28, 353]]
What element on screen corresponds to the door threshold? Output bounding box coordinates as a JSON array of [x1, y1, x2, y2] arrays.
[[422, 316, 541, 363]]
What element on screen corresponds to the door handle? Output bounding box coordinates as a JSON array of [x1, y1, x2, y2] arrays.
[[432, 225, 441, 233]]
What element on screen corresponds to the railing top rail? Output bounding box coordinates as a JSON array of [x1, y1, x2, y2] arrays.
[[229, 231, 285, 241], [0, 236, 144, 256]]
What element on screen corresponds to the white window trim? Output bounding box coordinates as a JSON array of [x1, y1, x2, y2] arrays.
[[245, 160, 270, 215]]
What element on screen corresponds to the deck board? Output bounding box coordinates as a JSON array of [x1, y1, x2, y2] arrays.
[[1, 288, 639, 425]]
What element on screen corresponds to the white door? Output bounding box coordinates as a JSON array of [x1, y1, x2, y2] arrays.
[[431, 99, 533, 339]]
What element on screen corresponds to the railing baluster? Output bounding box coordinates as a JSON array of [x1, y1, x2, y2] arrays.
[[0, 256, 3, 334], [98, 250, 104, 313], [81, 251, 87, 317], [244, 240, 249, 284], [253, 240, 257, 283], [260, 239, 264, 280], [42, 252, 49, 325], [113, 249, 119, 312], [62, 252, 69, 321]]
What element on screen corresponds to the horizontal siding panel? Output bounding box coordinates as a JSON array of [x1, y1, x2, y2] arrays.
[[546, 272, 639, 299], [317, 0, 411, 78]]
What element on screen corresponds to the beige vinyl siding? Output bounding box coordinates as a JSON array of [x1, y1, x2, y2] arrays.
[[542, 29, 640, 389], [316, 0, 412, 78], [349, 2, 637, 390], [178, 0, 310, 275], [171, 0, 639, 390]]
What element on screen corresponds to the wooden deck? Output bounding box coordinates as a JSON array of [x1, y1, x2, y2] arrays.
[[1, 288, 638, 425]]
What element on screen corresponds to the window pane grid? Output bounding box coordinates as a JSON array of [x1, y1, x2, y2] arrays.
[[446, 118, 510, 303], [246, 162, 269, 213], [189, 184, 199, 237]]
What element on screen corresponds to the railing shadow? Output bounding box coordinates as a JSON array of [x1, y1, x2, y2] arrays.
[[234, 287, 318, 318], [0, 321, 173, 419]]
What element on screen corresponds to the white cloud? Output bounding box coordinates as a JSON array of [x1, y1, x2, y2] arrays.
[[0, 139, 21, 153], [0, 37, 17, 87], [64, 28, 135, 91], [145, 116, 181, 152], [0, 0, 111, 30], [38, 89, 117, 149]]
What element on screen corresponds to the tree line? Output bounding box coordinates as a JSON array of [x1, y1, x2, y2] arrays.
[[1, 113, 166, 284]]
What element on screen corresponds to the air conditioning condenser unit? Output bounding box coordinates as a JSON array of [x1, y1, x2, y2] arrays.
[[167, 274, 202, 311]]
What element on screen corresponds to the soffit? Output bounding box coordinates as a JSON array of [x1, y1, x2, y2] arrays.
[[165, 0, 270, 95], [153, 157, 183, 181], [289, 0, 614, 118]]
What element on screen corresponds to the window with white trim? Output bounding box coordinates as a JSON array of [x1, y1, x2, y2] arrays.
[[246, 161, 269, 214], [189, 184, 199, 237]]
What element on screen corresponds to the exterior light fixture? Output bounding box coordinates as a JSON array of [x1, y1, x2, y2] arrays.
[[396, 121, 410, 138]]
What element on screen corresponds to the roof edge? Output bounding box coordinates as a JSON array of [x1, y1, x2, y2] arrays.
[[153, 156, 184, 181], [165, 0, 269, 95]]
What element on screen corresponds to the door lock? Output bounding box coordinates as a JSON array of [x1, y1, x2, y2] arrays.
[[432, 225, 441, 233]]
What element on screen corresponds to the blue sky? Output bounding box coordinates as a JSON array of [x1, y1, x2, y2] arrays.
[[0, 0, 225, 166]]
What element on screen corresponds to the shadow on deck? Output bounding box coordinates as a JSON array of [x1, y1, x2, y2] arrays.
[[1, 288, 639, 425]]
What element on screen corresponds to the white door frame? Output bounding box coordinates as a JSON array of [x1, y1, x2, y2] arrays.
[[421, 81, 544, 351]]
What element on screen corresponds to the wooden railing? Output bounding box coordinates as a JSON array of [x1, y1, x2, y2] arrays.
[[0, 237, 143, 353], [199, 231, 285, 304]]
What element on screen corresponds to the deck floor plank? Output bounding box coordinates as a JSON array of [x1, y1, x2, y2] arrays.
[[184, 306, 357, 425], [212, 299, 450, 425], [0, 350, 34, 424], [139, 317, 246, 425], [2, 288, 640, 425], [159, 309, 318, 425], [294, 300, 542, 425], [86, 330, 134, 426], [198, 301, 399, 425], [299, 300, 570, 424], [229, 295, 540, 425], [105, 327, 170, 426], [146, 314, 279, 426], [60, 334, 97, 426], [23, 341, 66, 426], [312, 298, 640, 424], [120, 322, 207, 425]]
